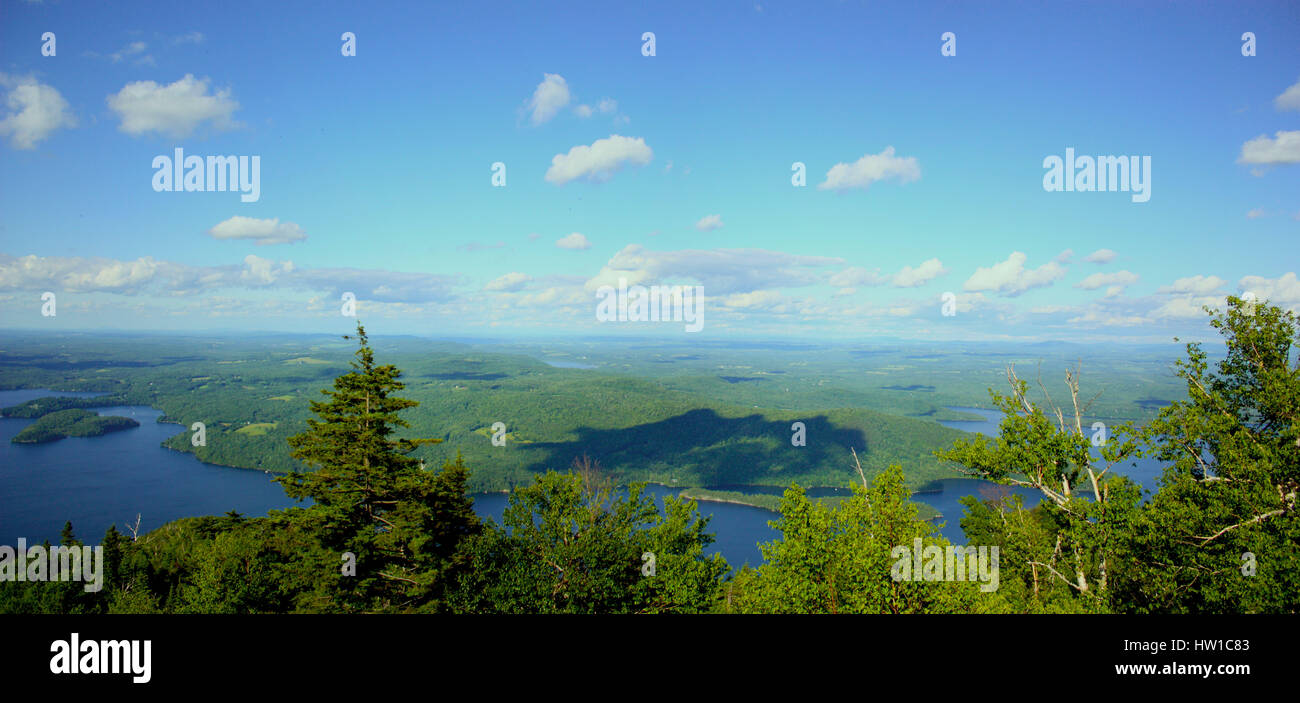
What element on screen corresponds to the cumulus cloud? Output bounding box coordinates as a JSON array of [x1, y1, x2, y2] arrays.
[[1159, 275, 1226, 295], [526, 73, 570, 125], [240, 254, 294, 285], [1239, 272, 1300, 309], [1054, 249, 1075, 264], [817, 147, 920, 192], [1146, 274, 1238, 319], [695, 214, 724, 232], [586, 244, 841, 295], [0, 253, 190, 294], [206, 216, 307, 245], [107, 74, 239, 137], [891, 258, 948, 287], [556, 233, 591, 250], [1247, 208, 1266, 219], [1238, 130, 1300, 165], [545, 135, 652, 185], [828, 266, 887, 288], [1150, 295, 1223, 320], [1075, 270, 1138, 298], [0, 74, 77, 149], [0, 253, 458, 303], [1068, 308, 1151, 326], [484, 272, 531, 292], [1084, 248, 1116, 264], [963, 252, 1066, 296], [1275, 77, 1300, 112]]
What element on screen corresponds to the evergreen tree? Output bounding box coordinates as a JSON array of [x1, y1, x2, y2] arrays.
[[278, 322, 480, 611]]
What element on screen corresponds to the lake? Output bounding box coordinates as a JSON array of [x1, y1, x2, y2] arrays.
[[0, 389, 300, 545], [0, 392, 1165, 572]]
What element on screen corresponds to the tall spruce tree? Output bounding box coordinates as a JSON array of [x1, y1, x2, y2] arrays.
[[279, 322, 480, 611]]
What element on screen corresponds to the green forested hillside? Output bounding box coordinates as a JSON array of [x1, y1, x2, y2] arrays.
[[0, 335, 974, 490], [0, 331, 1186, 490]]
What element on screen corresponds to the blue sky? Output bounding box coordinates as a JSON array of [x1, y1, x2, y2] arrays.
[[1, 0, 1298, 341]]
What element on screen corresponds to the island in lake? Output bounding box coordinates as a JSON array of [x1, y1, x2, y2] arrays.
[[10, 408, 140, 444]]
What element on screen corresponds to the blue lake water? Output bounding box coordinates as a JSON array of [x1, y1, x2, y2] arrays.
[[0, 392, 1167, 572], [0, 390, 300, 544]]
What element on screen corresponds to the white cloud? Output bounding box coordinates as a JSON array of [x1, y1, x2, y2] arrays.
[[173, 31, 205, 45], [963, 252, 1066, 296], [1159, 275, 1226, 295], [1151, 295, 1223, 320], [240, 254, 294, 285], [1084, 248, 1116, 264], [544, 134, 652, 185], [1247, 208, 1266, 219], [829, 266, 887, 288], [891, 258, 948, 287], [817, 147, 920, 192], [1238, 130, 1300, 165], [574, 98, 616, 118], [1068, 309, 1151, 326], [695, 214, 724, 232], [720, 290, 787, 311], [526, 73, 570, 125], [1239, 272, 1300, 309], [107, 74, 238, 137], [109, 41, 151, 64], [0, 253, 458, 303], [830, 258, 947, 290], [1054, 249, 1075, 264], [1275, 77, 1300, 112], [484, 272, 531, 292], [0, 74, 77, 149], [1076, 270, 1139, 294], [206, 216, 307, 245], [556, 233, 591, 250], [586, 244, 841, 295]]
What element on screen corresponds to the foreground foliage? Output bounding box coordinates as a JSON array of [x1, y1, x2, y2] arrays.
[[3, 300, 1295, 614]]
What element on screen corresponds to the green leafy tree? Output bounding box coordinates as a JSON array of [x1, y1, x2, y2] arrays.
[[1114, 297, 1299, 612], [448, 456, 728, 613], [934, 363, 1144, 610], [728, 464, 998, 613]]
